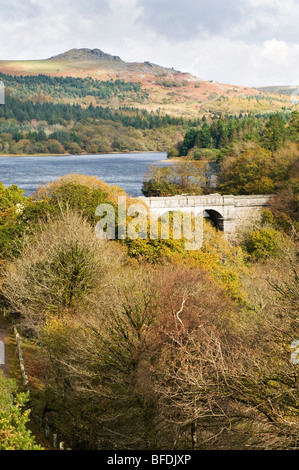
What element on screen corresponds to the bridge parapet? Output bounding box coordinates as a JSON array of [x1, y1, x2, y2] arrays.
[[139, 194, 272, 208]]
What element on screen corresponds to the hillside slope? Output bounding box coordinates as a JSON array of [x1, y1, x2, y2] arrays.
[[0, 48, 295, 118]]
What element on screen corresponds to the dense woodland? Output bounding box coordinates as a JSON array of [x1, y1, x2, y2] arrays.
[[0, 73, 147, 102], [0, 73, 298, 450], [0, 93, 197, 154], [0, 94, 188, 129], [179, 113, 297, 156]]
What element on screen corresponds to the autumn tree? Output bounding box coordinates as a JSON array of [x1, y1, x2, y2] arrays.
[[217, 147, 276, 195]]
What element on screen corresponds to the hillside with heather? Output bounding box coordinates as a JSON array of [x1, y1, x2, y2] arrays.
[[0, 48, 295, 118]]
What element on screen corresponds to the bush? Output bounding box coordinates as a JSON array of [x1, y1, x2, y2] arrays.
[[46, 182, 111, 222], [0, 183, 25, 212], [243, 227, 283, 260], [2, 212, 125, 326]]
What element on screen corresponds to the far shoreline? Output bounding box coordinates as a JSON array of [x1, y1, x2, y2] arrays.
[[0, 150, 168, 158]]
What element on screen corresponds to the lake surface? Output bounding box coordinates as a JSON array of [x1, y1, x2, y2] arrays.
[[0, 152, 168, 197]]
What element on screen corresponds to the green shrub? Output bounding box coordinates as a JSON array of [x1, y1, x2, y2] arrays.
[[243, 227, 283, 260], [0, 372, 42, 450], [0, 183, 25, 211], [2, 212, 125, 324]]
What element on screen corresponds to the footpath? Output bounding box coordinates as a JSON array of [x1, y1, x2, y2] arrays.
[[0, 319, 8, 376]]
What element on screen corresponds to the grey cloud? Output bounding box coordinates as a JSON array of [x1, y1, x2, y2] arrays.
[[137, 0, 245, 40], [137, 0, 298, 44], [0, 0, 41, 20], [67, 0, 111, 18], [234, 3, 299, 45], [0, 0, 111, 22]]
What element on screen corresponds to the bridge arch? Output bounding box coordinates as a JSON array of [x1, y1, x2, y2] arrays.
[[204, 209, 224, 231]]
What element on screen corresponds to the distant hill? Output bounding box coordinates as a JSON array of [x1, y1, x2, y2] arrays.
[[0, 48, 296, 117], [48, 48, 123, 63], [256, 86, 297, 96]]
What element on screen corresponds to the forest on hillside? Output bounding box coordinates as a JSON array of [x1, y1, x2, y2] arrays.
[[0, 97, 296, 157], [0, 92, 194, 154], [0, 72, 148, 102], [0, 72, 296, 156]]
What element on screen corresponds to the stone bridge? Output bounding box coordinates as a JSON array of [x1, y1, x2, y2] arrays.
[[139, 194, 273, 237]]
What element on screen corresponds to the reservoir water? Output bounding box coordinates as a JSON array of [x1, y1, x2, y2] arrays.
[[0, 152, 168, 197]]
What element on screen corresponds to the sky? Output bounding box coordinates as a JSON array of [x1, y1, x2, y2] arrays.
[[0, 0, 299, 87]]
